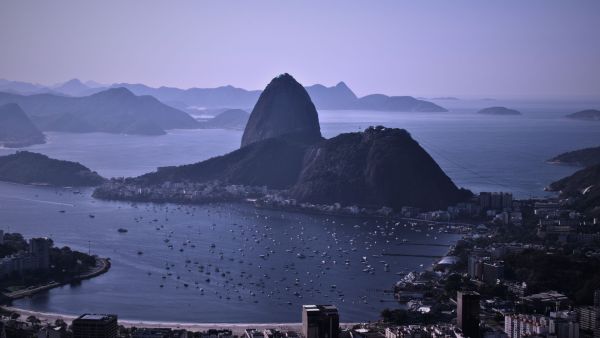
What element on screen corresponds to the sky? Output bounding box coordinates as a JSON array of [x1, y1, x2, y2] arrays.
[[0, 0, 599, 98]]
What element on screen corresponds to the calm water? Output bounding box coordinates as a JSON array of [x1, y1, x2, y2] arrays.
[[1, 102, 599, 322], [0, 182, 456, 322]]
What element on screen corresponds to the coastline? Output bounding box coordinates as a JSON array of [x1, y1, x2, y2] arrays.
[[0, 306, 357, 334], [2, 257, 111, 300]]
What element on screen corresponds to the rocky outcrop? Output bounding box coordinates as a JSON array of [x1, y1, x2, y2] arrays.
[[290, 126, 471, 210], [241, 74, 322, 147]]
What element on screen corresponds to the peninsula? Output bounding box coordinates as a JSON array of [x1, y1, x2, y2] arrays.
[[0, 151, 105, 186]]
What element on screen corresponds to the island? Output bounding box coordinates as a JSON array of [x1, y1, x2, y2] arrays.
[[476, 106, 522, 115], [566, 109, 600, 121], [0, 151, 105, 186], [198, 109, 250, 130], [547, 146, 600, 167], [94, 73, 471, 211], [0, 103, 45, 148]]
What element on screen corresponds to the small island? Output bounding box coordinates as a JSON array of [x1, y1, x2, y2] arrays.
[[0, 151, 105, 186], [548, 146, 600, 167], [566, 109, 600, 121], [476, 106, 522, 115], [0, 103, 46, 148]]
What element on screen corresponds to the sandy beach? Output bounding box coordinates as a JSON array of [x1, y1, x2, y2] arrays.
[[1, 306, 357, 334]]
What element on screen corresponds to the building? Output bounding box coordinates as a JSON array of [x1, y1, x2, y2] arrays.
[[38, 326, 64, 338], [577, 306, 597, 332], [29, 237, 51, 270], [482, 261, 504, 285], [0, 229, 4, 245], [504, 314, 550, 338], [302, 305, 339, 338], [457, 291, 480, 338], [72, 314, 118, 338]]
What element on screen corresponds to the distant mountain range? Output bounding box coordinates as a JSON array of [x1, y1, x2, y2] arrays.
[[0, 78, 447, 113], [0, 88, 199, 135]]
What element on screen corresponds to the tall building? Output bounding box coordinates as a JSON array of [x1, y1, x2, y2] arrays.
[[0, 229, 4, 245], [302, 305, 339, 338], [29, 237, 52, 270], [72, 314, 118, 338], [457, 291, 480, 338]]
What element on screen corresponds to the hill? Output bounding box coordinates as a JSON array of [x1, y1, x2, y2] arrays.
[[198, 109, 249, 130], [0, 151, 105, 186], [548, 146, 600, 167], [290, 126, 471, 210], [566, 109, 600, 121], [0, 88, 198, 135], [548, 164, 600, 216], [0, 103, 45, 148]]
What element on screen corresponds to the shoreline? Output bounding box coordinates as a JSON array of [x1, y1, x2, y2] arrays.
[[0, 306, 357, 333], [2, 257, 111, 300]]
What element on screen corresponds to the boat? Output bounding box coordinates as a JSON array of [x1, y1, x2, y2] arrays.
[[117, 228, 128, 233]]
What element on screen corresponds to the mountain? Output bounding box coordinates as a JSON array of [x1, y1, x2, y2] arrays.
[[548, 146, 600, 167], [290, 126, 471, 210], [477, 106, 521, 115], [566, 109, 600, 121], [241, 73, 322, 147], [0, 151, 105, 186], [111, 83, 262, 109], [0, 78, 446, 113], [0, 103, 46, 148], [0, 88, 199, 135], [0, 79, 47, 95], [304, 82, 357, 109], [355, 94, 447, 112], [548, 164, 600, 216], [198, 109, 250, 130], [52, 78, 103, 96], [97, 74, 469, 211]]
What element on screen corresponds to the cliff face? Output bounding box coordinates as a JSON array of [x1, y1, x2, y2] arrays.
[[0, 103, 45, 148], [241, 74, 322, 147], [290, 126, 471, 210]]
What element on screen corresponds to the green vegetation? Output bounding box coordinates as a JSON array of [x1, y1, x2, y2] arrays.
[[0, 151, 105, 186]]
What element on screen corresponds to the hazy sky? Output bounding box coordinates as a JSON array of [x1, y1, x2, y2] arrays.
[[1, 0, 599, 98]]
